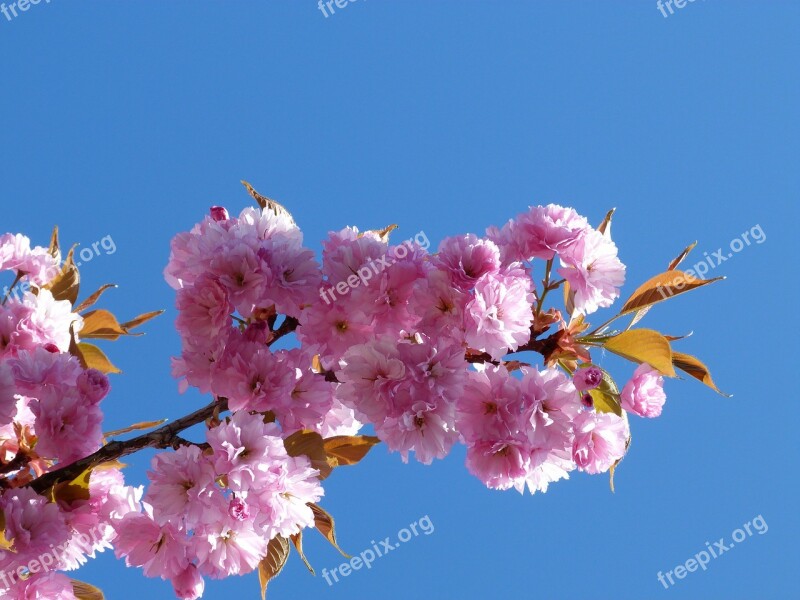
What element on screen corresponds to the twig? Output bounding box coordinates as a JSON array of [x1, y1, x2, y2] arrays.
[[28, 397, 229, 494]]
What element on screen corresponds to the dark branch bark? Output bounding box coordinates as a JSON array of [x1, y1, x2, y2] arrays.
[[28, 397, 228, 494], [268, 316, 299, 347]]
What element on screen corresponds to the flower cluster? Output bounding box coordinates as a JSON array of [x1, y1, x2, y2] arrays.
[[0, 233, 142, 598], [114, 412, 322, 598], [4, 191, 701, 600]]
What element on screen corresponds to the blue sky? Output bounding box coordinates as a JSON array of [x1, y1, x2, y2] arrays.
[[1, 1, 798, 599]]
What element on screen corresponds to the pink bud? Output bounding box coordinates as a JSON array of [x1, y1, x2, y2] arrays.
[[229, 497, 250, 521], [209, 206, 229, 222], [581, 393, 594, 409], [77, 368, 110, 404], [573, 366, 603, 392], [171, 564, 205, 600], [43, 343, 60, 354]]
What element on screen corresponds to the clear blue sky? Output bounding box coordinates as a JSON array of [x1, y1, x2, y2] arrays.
[[2, 2, 798, 599]]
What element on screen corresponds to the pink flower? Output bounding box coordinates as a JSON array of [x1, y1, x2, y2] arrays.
[[210, 336, 295, 414], [114, 512, 188, 579], [296, 301, 372, 363], [258, 240, 322, 316], [31, 385, 103, 463], [193, 515, 267, 579], [171, 564, 205, 600], [464, 271, 535, 360], [0, 233, 60, 286], [411, 269, 469, 342], [0, 361, 17, 426], [8, 290, 81, 353], [465, 440, 529, 491], [206, 411, 287, 492], [321, 227, 387, 284], [76, 368, 110, 404], [488, 205, 589, 263], [145, 445, 219, 528], [249, 454, 323, 540], [433, 234, 501, 290], [208, 240, 267, 318], [572, 410, 628, 474], [558, 228, 625, 316], [0, 488, 70, 556], [8, 572, 78, 600], [621, 364, 667, 418], [318, 398, 362, 438], [573, 366, 603, 392], [175, 274, 232, 342]]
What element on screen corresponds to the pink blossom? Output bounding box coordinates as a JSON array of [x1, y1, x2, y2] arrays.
[[410, 269, 469, 342], [433, 234, 501, 290], [296, 301, 372, 362], [0, 361, 17, 426], [114, 512, 188, 579], [146, 445, 218, 528], [8, 290, 81, 353], [175, 274, 232, 341], [211, 335, 295, 414], [171, 564, 205, 600], [464, 271, 535, 360], [7, 572, 78, 600], [0, 233, 60, 286], [572, 410, 629, 474], [621, 364, 667, 418], [558, 228, 625, 316], [465, 440, 529, 491], [30, 385, 103, 463], [321, 227, 387, 283], [208, 240, 267, 318], [76, 368, 110, 404], [318, 398, 362, 438], [193, 515, 267, 579], [206, 411, 287, 492], [0, 487, 70, 556]]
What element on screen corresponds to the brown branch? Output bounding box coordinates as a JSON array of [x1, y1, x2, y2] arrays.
[[268, 316, 299, 347], [28, 397, 229, 494]]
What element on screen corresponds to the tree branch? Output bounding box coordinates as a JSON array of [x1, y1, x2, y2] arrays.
[[28, 397, 229, 494]]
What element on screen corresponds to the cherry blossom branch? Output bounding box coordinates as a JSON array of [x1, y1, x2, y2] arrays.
[[27, 397, 229, 494]]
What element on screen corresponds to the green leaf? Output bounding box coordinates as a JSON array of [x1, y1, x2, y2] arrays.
[[603, 329, 676, 377]]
